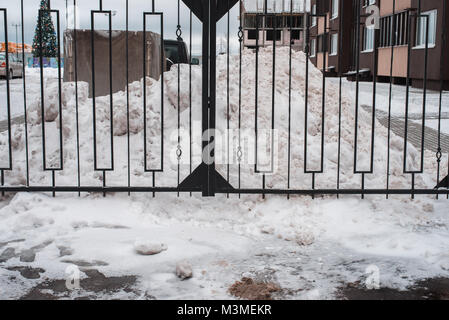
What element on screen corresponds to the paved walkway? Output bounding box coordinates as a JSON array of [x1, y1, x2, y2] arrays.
[[0, 116, 25, 133], [362, 105, 449, 154]]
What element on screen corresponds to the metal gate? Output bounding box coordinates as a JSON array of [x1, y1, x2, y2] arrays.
[[0, 0, 448, 198]]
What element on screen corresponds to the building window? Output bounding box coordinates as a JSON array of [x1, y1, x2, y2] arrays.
[[248, 30, 258, 40], [379, 12, 409, 48], [244, 15, 255, 28], [331, 0, 339, 19], [291, 30, 302, 40], [330, 33, 338, 55], [265, 15, 285, 29], [310, 38, 316, 57], [363, 27, 375, 51], [416, 10, 437, 48], [286, 15, 303, 28], [363, 0, 376, 7], [266, 30, 281, 41], [243, 14, 264, 29], [311, 4, 316, 27]]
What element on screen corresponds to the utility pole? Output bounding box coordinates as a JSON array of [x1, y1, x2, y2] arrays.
[[11, 23, 21, 59]]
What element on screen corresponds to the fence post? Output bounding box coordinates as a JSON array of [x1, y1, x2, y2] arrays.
[[179, 0, 234, 196], [200, 0, 214, 196]]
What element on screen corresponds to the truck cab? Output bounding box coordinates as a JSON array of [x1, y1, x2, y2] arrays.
[[164, 39, 199, 70]]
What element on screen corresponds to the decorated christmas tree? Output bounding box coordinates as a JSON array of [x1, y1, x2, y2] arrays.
[[32, 0, 58, 57]]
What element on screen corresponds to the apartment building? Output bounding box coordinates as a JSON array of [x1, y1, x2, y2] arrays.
[[377, 0, 448, 90], [308, 0, 449, 90], [351, 0, 379, 80], [241, 0, 306, 50], [309, 0, 354, 75]]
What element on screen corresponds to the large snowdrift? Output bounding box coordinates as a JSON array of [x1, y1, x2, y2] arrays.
[[0, 48, 448, 300], [0, 47, 441, 191]]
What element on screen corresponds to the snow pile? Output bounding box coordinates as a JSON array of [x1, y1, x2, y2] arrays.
[[134, 240, 167, 256], [176, 260, 193, 280], [0, 47, 440, 190]]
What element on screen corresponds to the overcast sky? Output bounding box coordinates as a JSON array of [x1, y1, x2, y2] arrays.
[[0, 0, 308, 55]]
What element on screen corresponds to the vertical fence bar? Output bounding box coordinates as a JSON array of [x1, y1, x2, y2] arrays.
[[226, 0, 230, 198], [403, 13, 429, 201], [320, 16, 326, 175], [305, 13, 326, 199], [73, 0, 81, 196], [38, 9, 46, 172], [0, 170, 3, 197], [152, 0, 156, 198], [143, 8, 164, 197], [0, 8, 12, 187], [189, 7, 192, 197], [352, 0, 377, 200], [20, 0, 30, 188], [201, 0, 210, 196], [91, 3, 114, 197], [209, 0, 217, 196], [353, 0, 362, 198], [304, 13, 310, 194], [176, 0, 182, 197], [336, 0, 343, 198], [370, 6, 379, 189], [254, 13, 260, 192], [403, 11, 413, 196], [287, 1, 293, 199], [38, 4, 63, 197], [91, 9, 114, 173], [237, 0, 243, 198], [254, 11, 276, 186], [126, 0, 130, 195], [270, 12, 276, 194], [436, 0, 447, 199], [386, 0, 396, 199]]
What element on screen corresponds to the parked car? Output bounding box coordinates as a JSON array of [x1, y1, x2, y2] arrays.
[[0, 53, 24, 79], [164, 40, 199, 71]]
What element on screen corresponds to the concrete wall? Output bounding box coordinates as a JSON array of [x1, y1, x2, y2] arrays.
[[63, 30, 163, 98]]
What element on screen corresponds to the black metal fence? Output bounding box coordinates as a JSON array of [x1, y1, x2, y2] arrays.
[[0, 0, 448, 198]]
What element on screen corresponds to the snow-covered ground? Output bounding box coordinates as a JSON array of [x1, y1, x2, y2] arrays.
[[0, 68, 61, 121], [0, 193, 448, 299], [332, 77, 449, 119], [0, 78, 25, 120], [416, 119, 449, 135], [1, 48, 449, 300]]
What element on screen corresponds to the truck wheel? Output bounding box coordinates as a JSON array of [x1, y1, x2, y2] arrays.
[[8, 70, 13, 80]]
